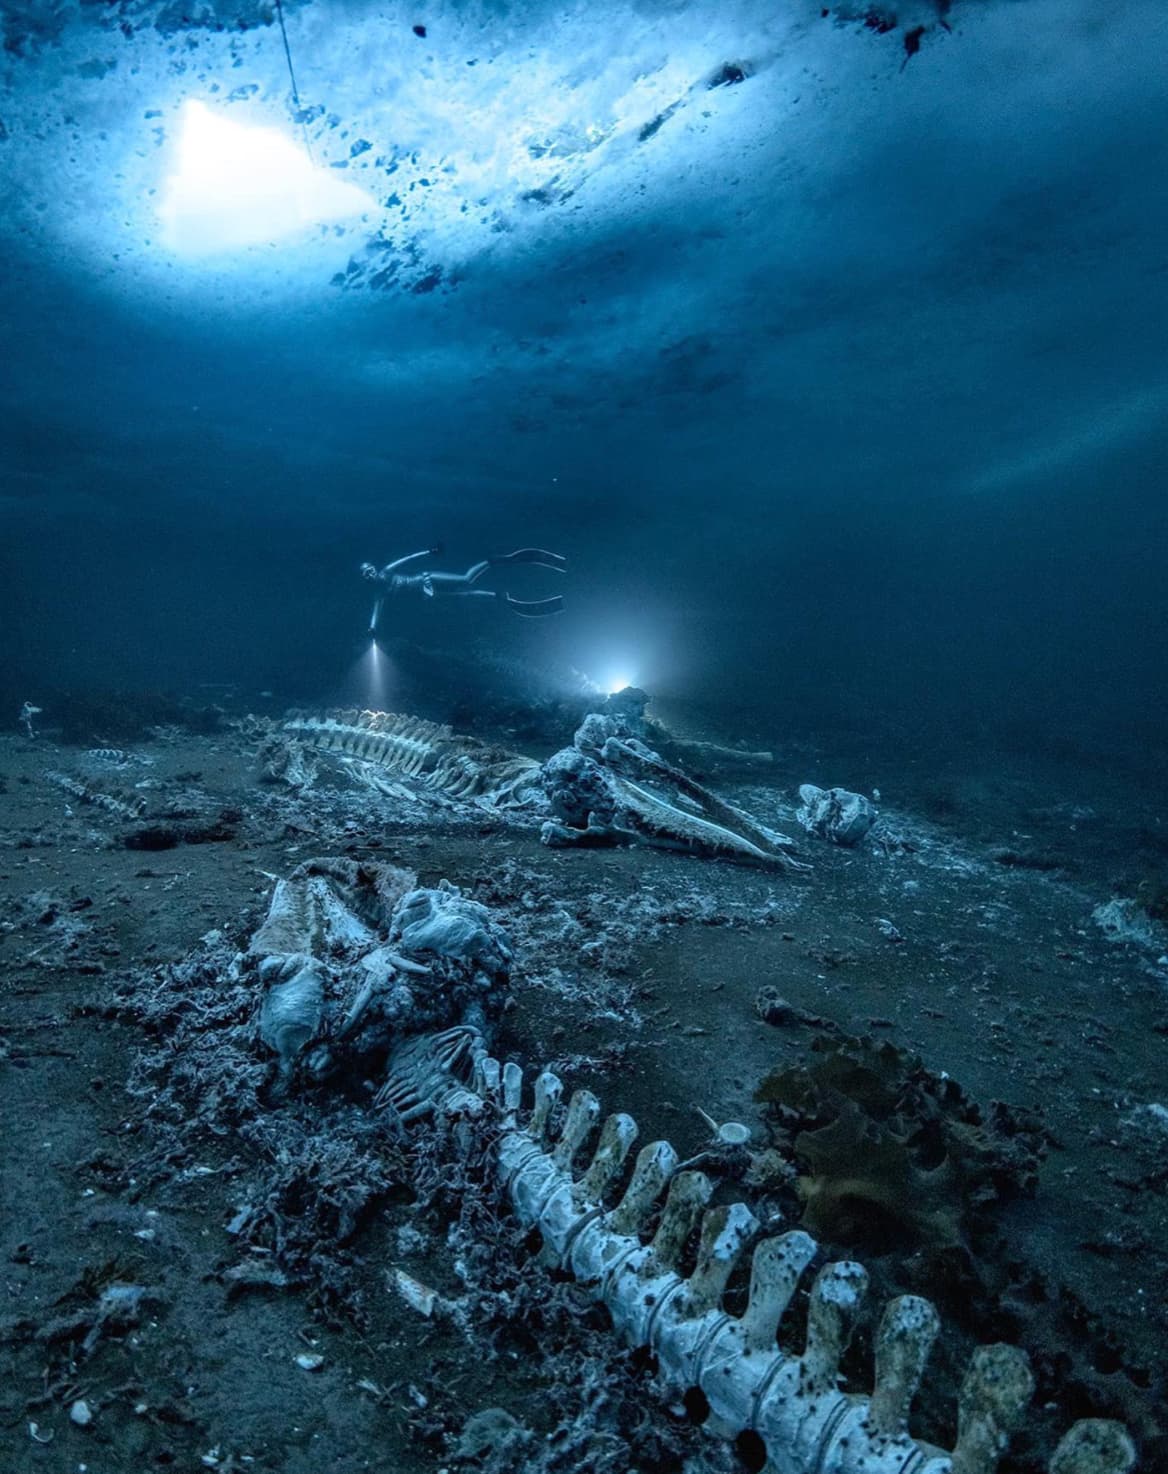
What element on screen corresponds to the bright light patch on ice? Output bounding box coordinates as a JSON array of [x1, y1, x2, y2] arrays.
[[158, 101, 374, 254], [606, 675, 636, 696]]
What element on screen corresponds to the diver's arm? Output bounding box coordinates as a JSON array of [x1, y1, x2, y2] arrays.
[[378, 545, 443, 578]]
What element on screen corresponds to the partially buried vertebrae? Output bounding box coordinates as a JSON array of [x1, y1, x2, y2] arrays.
[[382, 1028, 1136, 1474]]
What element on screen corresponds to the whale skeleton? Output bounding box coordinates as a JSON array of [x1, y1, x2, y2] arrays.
[[379, 1026, 1137, 1474]]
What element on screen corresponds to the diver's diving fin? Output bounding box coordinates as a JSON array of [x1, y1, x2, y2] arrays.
[[490, 548, 567, 572], [504, 594, 564, 617]]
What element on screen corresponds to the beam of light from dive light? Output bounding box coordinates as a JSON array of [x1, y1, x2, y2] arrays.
[[364, 640, 391, 709], [339, 638, 394, 710]]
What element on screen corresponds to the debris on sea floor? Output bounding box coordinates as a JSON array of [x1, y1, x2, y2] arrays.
[[393, 1268, 442, 1317], [1093, 897, 1161, 947], [796, 783, 878, 847], [1, 700, 1163, 1474]]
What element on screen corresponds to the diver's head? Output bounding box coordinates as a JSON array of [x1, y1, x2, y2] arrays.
[[360, 562, 378, 581]]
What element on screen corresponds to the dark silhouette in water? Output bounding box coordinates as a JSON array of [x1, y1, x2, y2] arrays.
[[361, 547, 566, 632]]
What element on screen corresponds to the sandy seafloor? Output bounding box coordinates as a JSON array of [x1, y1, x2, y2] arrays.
[[1, 694, 1165, 1474]]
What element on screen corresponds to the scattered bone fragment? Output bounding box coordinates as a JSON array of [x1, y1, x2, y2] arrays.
[[797, 783, 877, 846], [1048, 1421, 1138, 1474], [696, 1107, 752, 1145], [220, 1260, 291, 1297], [393, 1267, 440, 1317]]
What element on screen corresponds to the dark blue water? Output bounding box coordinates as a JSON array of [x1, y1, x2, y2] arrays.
[[2, 0, 1166, 809]]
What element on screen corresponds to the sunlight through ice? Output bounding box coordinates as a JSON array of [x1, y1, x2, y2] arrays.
[[158, 100, 374, 254]]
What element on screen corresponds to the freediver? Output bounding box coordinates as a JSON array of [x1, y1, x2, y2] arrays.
[[361, 546, 566, 635]]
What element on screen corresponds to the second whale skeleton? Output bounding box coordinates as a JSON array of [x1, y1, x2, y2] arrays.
[[281, 709, 545, 807], [281, 708, 803, 866]]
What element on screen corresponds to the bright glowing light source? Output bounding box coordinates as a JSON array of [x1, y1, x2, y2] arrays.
[[606, 675, 635, 696], [158, 101, 374, 254]]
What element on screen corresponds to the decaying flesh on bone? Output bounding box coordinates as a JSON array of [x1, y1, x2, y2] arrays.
[[250, 857, 513, 1085]]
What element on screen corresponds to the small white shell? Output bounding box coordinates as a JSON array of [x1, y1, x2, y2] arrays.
[[696, 1107, 753, 1147], [295, 1352, 325, 1371]]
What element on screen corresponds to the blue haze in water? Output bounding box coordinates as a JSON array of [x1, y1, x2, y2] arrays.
[[0, 0, 1165, 811]]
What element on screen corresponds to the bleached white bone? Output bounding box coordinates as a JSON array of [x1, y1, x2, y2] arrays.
[[45, 770, 147, 821], [869, 1294, 941, 1438], [951, 1344, 1034, 1474], [379, 1034, 1135, 1474], [606, 1140, 679, 1237], [551, 1089, 601, 1172], [741, 1230, 817, 1353], [800, 1261, 869, 1396], [578, 1113, 639, 1201], [1048, 1420, 1137, 1474], [650, 1169, 713, 1270], [284, 709, 541, 808], [528, 1069, 563, 1144], [502, 1060, 524, 1116], [652, 1204, 761, 1391], [475, 1055, 502, 1101], [685, 1202, 759, 1316]]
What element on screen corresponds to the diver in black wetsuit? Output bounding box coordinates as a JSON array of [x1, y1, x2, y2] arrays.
[[361, 546, 566, 635]]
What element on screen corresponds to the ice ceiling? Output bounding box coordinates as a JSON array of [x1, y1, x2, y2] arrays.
[[6, 0, 961, 293], [0, 0, 1166, 711]]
